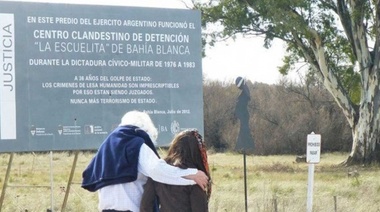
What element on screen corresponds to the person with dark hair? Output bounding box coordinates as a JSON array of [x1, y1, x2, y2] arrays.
[[81, 111, 209, 212], [140, 129, 212, 212]]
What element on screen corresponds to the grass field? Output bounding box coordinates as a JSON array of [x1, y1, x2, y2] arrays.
[[0, 151, 379, 212]]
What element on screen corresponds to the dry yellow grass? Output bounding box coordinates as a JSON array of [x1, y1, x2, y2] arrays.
[[0, 151, 379, 212]]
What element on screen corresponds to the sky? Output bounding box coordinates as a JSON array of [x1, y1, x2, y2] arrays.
[[202, 37, 287, 84], [8, 0, 288, 84]]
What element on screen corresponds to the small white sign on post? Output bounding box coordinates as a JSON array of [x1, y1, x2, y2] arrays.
[[306, 133, 321, 163], [306, 132, 321, 212]]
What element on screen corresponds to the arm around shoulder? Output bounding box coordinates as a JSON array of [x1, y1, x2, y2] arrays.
[[138, 144, 197, 185]]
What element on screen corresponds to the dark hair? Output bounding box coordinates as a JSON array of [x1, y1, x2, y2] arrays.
[[165, 130, 208, 177]]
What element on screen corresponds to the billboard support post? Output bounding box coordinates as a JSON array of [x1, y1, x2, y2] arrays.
[[0, 153, 14, 209], [50, 151, 54, 212], [61, 151, 79, 212]]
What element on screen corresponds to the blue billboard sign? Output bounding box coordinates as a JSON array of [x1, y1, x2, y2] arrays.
[[0, 1, 203, 152]]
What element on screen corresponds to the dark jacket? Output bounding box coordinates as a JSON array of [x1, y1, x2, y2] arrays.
[[140, 177, 208, 212], [81, 125, 158, 192]]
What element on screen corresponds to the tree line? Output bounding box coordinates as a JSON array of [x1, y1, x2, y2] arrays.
[[203, 78, 352, 156]]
